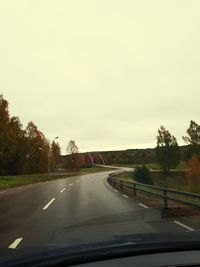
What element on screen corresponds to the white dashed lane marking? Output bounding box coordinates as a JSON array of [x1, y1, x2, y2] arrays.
[[122, 194, 128, 199], [139, 203, 148, 209], [60, 188, 66, 193], [69, 183, 73, 187], [9, 238, 23, 249], [174, 221, 195, 232], [42, 198, 56, 210]]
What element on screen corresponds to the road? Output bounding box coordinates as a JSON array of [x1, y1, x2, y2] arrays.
[[0, 169, 199, 258], [95, 164, 134, 171]]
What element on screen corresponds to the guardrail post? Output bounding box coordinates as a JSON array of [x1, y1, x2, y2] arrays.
[[109, 175, 200, 209], [120, 181, 123, 191], [163, 189, 168, 209], [133, 183, 136, 196]]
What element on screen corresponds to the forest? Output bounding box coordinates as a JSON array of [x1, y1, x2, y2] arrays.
[[0, 95, 60, 175]]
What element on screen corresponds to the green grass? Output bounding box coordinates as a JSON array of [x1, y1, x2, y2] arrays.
[[0, 166, 113, 191], [115, 170, 200, 194], [115, 171, 133, 182], [114, 171, 200, 205], [112, 163, 160, 169], [112, 161, 187, 170], [176, 161, 188, 170], [115, 171, 187, 190]]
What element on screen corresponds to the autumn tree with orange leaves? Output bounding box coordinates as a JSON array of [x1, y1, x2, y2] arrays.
[[187, 155, 200, 193], [24, 121, 50, 174], [183, 120, 200, 192], [0, 95, 27, 175], [0, 95, 61, 175]]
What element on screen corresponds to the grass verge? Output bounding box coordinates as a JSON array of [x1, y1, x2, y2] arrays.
[[112, 161, 188, 170], [0, 166, 114, 191], [111, 171, 200, 217]]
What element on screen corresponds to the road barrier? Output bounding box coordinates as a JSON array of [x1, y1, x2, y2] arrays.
[[107, 171, 200, 209]]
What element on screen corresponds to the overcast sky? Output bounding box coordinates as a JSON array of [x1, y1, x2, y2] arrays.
[[1, 1, 200, 153]]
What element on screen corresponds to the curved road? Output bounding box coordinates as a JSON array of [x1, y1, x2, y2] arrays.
[[0, 169, 199, 254]]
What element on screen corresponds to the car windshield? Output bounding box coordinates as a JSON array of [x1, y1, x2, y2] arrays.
[[0, 0, 200, 265]]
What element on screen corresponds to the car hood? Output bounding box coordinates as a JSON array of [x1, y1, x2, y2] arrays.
[[1, 231, 200, 267]]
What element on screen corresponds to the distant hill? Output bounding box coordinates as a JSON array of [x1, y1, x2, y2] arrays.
[[61, 146, 188, 167], [92, 148, 156, 165], [85, 145, 188, 165]]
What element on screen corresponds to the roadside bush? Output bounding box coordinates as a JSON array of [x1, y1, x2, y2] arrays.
[[134, 165, 153, 185]]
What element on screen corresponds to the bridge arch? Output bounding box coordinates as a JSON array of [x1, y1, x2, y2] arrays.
[[81, 152, 105, 167]]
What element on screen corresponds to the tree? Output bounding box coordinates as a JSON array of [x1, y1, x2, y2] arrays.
[[156, 126, 180, 172], [183, 120, 200, 159], [0, 95, 12, 175], [0, 95, 55, 175], [66, 140, 81, 171], [0, 96, 27, 175], [67, 140, 78, 154], [24, 121, 49, 173], [7, 116, 27, 174], [186, 154, 200, 193], [134, 165, 153, 185], [51, 141, 61, 171]]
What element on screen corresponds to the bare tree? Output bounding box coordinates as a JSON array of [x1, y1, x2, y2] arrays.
[[66, 140, 81, 171], [67, 140, 79, 154]]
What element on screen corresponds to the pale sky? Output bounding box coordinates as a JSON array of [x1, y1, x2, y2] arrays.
[[1, 0, 200, 153]]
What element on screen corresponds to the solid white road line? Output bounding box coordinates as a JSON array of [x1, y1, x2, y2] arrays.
[[9, 238, 23, 249], [139, 203, 148, 209], [122, 194, 128, 199], [174, 221, 195, 232], [42, 198, 56, 210], [69, 183, 73, 187], [60, 188, 66, 193]]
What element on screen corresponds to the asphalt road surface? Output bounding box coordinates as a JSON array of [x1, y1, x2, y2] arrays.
[[0, 169, 200, 257]]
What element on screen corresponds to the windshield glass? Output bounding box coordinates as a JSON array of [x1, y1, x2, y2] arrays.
[[0, 0, 200, 264]]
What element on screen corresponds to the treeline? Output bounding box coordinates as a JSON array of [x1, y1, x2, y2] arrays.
[[156, 121, 200, 171], [101, 148, 157, 165], [156, 121, 200, 192], [0, 95, 61, 175], [129, 122, 200, 193], [101, 120, 200, 173]]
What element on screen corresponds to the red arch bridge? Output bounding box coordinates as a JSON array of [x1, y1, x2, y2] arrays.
[[80, 153, 105, 167]]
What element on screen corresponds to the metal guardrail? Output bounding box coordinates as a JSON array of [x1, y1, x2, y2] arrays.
[[108, 171, 200, 209]]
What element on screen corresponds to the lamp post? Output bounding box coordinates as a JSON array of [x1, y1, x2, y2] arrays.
[[48, 136, 59, 178]]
